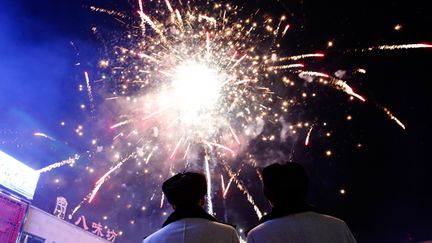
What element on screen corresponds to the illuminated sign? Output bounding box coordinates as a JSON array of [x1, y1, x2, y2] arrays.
[[0, 191, 29, 243], [0, 150, 39, 199]]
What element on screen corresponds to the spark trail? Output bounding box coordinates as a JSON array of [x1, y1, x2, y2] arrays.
[[204, 154, 214, 215], [84, 71, 95, 113], [368, 43, 432, 51], [71, 153, 136, 216], [33, 132, 55, 141], [221, 161, 262, 219], [382, 107, 406, 129], [37, 154, 80, 173], [305, 126, 313, 146]]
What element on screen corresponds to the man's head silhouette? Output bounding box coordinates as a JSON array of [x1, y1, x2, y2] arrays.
[[162, 172, 207, 207], [262, 162, 309, 206]]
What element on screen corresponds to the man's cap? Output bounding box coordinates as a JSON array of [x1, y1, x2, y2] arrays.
[[162, 172, 207, 205]]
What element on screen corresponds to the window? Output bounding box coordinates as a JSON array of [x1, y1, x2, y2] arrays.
[[19, 232, 45, 243]]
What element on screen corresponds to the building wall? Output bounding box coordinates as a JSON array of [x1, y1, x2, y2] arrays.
[[23, 206, 109, 243]]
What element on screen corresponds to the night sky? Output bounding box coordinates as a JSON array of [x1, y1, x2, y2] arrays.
[[1, 0, 431, 243]]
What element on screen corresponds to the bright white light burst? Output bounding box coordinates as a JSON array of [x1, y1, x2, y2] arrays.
[[172, 62, 222, 122]]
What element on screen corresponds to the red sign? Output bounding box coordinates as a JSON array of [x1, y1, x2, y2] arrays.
[[0, 191, 28, 243]]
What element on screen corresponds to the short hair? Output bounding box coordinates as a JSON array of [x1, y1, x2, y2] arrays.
[[162, 172, 207, 206], [262, 162, 309, 204]]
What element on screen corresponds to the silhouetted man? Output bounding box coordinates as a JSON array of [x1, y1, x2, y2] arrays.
[[143, 172, 239, 243], [247, 162, 357, 243]]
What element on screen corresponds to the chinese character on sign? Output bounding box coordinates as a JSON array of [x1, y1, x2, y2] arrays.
[[74, 215, 89, 230], [106, 229, 118, 242], [53, 197, 68, 219], [92, 222, 104, 237]]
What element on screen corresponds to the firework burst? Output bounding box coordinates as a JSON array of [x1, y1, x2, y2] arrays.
[[45, 0, 430, 239]]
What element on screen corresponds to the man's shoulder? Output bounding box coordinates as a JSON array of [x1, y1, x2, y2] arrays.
[[196, 218, 237, 232], [248, 212, 347, 234], [247, 212, 356, 243], [144, 219, 239, 243], [143, 226, 171, 243], [307, 212, 348, 226]]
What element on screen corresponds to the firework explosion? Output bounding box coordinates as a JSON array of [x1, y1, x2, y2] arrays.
[[78, 0, 289, 220], [31, 0, 430, 241]]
